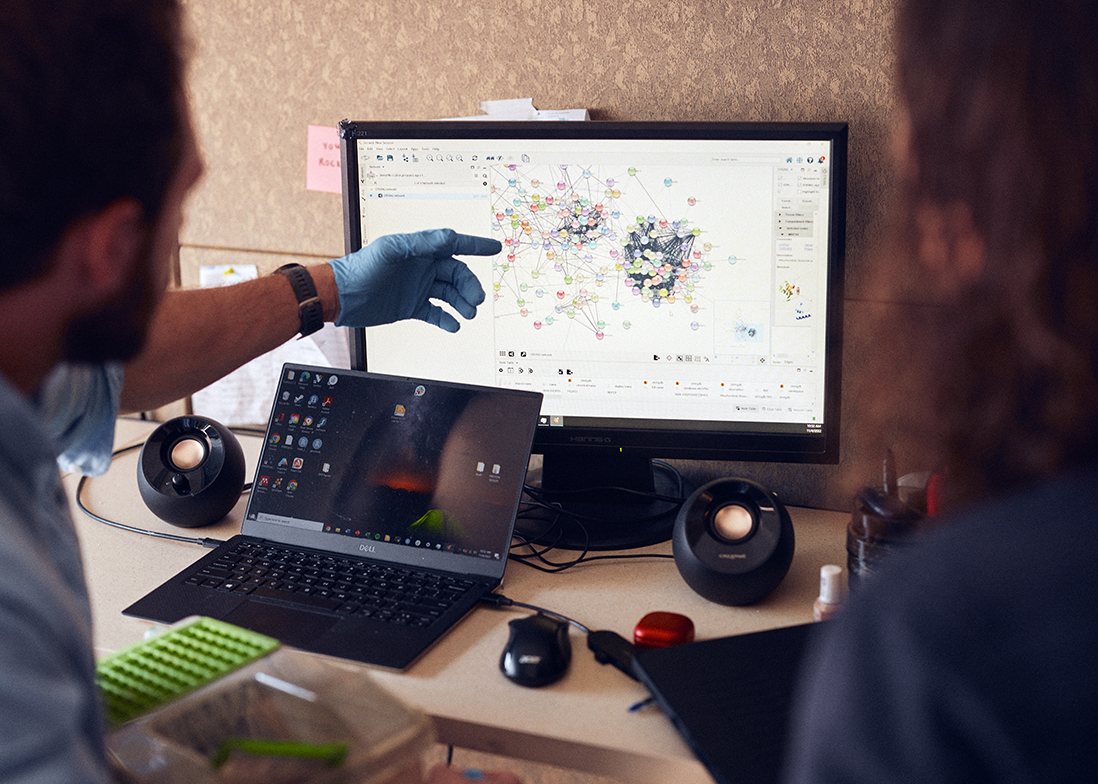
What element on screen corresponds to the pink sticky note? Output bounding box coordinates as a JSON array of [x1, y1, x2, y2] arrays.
[[306, 124, 341, 194]]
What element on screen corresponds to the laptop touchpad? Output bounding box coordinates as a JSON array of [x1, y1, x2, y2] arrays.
[[224, 602, 338, 648]]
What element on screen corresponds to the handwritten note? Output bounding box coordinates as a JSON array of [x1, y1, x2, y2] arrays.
[[306, 124, 341, 194]]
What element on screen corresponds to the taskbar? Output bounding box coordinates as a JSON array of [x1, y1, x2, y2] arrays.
[[322, 523, 501, 561]]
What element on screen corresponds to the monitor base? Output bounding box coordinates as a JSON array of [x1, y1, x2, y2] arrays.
[[515, 459, 689, 551]]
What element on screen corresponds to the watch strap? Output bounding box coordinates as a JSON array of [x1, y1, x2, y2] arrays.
[[273, 263, 324, 337]]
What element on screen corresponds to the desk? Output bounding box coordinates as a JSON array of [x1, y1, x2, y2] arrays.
[[67, 418, 849, 784]]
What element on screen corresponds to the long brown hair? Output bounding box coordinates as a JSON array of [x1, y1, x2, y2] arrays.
[[879, 0, 1098, 507]]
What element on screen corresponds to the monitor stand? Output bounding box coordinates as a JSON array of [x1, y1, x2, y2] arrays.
[[514, 452, 688, 551]]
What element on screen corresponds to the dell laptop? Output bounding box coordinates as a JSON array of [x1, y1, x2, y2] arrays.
[[125, 363, 543, 669]]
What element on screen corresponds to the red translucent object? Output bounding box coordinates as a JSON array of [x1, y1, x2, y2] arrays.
[[633, 612, 696, 649]]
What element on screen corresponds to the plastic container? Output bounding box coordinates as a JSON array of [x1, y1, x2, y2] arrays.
[[846, 486, 923, 590], [99, 618, 433, 784]]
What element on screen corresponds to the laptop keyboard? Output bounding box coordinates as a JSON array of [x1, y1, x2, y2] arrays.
[[185, 540, 476, 627]]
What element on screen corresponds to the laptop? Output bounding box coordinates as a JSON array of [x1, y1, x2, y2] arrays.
[[124, 363, 543, 670], [632, 622, 823, 784]]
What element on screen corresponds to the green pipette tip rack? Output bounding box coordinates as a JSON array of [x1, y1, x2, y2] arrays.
[[96, 617, 281, 729]]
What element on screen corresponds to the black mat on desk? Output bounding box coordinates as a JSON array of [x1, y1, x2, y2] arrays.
[[632, 622, 823, 784]]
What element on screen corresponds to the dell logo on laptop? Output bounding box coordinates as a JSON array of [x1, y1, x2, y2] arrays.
[[359, 544, 377, 553]]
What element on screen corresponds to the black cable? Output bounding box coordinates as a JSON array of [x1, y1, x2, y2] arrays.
[[519, 460, 686, 526], [507, 526, 674, 573], [507, 460, 686, 571], [75, 426, 265, 547], [478, 592, 591, 633]]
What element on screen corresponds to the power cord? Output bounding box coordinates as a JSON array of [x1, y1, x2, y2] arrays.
[[508, 461, 684, 572], [508, 533, 674, 573], [75, 427, 265, 547]]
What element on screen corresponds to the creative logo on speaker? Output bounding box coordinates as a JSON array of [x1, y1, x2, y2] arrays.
[[673, 477, 796, 606]]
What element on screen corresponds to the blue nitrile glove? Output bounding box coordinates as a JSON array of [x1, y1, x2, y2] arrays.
[[328, 229, 499, 333]]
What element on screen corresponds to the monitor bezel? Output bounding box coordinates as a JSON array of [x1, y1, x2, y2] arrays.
[[339, 120, 847, 466]]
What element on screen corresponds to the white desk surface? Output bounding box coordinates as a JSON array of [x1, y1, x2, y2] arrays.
[[66, 418, 849, 784]]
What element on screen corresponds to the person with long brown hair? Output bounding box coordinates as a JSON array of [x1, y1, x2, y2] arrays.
[[784, 0, 1098, 779]]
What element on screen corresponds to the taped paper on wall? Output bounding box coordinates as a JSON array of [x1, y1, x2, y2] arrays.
[[306, 124, 342, 194], [190, 264, 350, 425], [442, 98, 590, 121]]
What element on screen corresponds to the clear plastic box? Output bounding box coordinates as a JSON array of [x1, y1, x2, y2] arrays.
[[100, 618, 434, 784]]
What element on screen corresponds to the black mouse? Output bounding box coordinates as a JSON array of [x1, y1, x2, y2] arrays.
[[500, 613, 572, 687]]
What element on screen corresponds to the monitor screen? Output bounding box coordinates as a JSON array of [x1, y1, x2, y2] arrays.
[[339, 120, 846, 549]]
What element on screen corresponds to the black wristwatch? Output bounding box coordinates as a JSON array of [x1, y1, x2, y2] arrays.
[[273, 263, 324, 337]]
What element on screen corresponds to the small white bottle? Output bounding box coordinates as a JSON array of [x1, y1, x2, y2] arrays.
[[813, 564, 846, 621]]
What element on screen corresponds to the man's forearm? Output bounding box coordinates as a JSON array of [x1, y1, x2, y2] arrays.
[[120, 262, 339, 413]]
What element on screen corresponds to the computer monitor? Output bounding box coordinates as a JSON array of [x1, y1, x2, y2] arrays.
[[339, 120, 847, 550]]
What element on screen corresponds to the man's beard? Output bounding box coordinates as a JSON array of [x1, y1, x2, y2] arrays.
[[62, 245, 162, 364]]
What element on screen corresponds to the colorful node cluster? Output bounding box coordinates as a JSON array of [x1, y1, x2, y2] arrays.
[[490, 161, 724, 340]]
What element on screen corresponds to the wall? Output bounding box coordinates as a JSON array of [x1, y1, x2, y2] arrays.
[[178, 0, 901, 510]]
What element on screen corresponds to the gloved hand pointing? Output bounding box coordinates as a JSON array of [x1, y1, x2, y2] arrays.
[[328, 229, 499, 333]]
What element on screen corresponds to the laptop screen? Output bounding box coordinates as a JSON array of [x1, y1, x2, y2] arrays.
[[241, 364, 543, 578]]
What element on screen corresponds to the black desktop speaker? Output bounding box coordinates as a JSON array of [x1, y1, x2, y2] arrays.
[[137, 416, 246, 528], [672, 478, 795, 606]]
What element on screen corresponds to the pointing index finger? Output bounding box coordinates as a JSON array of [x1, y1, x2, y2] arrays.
[[447, 232, 502, 257]]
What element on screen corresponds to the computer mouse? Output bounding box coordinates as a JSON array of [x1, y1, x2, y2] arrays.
[[500, 613, 572, 687]]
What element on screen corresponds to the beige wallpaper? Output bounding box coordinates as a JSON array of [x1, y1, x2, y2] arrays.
[[177, 0, 902, 509]]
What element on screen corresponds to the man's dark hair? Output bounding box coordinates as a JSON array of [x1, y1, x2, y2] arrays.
[[0, 0, 185, 289], [878, 0, 1098, 505]]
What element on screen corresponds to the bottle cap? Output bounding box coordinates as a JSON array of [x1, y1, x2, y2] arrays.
[[818, 564, 845, 604]]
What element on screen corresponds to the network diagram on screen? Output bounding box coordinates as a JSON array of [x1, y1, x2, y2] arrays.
[[352, 133, 834, 439]]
